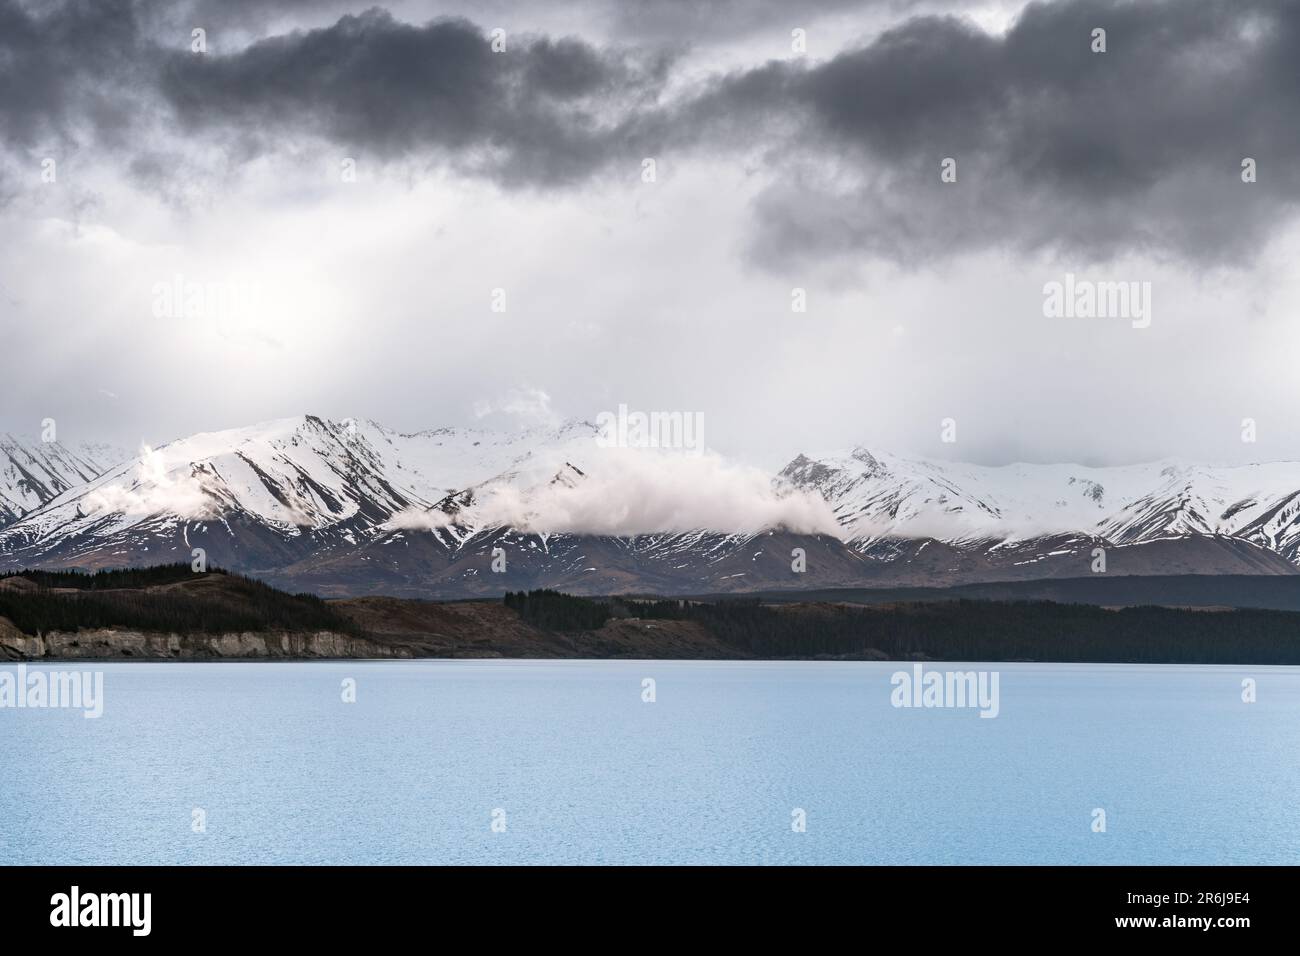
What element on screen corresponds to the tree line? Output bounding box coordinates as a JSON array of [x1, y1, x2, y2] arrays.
[[0, 564, 361, 636], [504, 590, 1300, 664]]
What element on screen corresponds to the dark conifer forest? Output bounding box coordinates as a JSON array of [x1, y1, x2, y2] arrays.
[[0, 565, 361, 636], [505, 590, 1300, 664]]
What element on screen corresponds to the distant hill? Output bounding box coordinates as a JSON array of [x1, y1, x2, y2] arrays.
[[728, 574, 1300, 612], [3, 569, 1300, 664], [0, 565, 360, 639]]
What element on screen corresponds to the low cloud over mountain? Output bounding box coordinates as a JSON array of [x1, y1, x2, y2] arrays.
[[2, 414, 1300, 598]]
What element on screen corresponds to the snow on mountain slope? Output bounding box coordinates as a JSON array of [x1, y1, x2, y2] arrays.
[[356, 417, 603, 499], [0, 435, 124, 526], [5, 416, 411, 544], [276, 441, 1300, 598], [381, 426, 838, 541], [0, 415, 616, 568], [778, 447, 1300, 555], [6, 414, 1300, 595], [1095, 461, 1300, 562]]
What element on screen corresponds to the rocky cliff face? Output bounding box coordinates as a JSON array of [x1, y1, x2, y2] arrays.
[[0, 624, 407, 661], [0, 598, 740, 661]]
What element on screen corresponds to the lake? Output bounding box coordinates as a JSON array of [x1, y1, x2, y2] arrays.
[[1, 660, 1296, 865]]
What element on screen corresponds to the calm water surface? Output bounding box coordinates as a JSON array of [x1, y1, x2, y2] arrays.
[[1, 660, 1296, 865]]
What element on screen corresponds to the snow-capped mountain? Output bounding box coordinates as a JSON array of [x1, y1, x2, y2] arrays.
[[778, 446, 1300, 564], [0, 415, 603, 573], [0, 435, 125, 527], [2, 416, 1300, 597]]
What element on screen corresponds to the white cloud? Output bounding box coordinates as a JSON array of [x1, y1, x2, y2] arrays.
[[84, 445, 214, 520], [397, 447, 842, 537]]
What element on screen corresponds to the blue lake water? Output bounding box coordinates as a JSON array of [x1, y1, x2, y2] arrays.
[[1, 660, 1297, 865]]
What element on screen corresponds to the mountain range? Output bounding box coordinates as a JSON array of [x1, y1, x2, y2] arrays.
[[1, 414, 1298, 598]]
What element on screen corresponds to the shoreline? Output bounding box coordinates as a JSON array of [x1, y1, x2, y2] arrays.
[[6, 570, 1300, 666]]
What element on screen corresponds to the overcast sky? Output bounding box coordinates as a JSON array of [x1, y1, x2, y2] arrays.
[[2, 0, 1299, 469]]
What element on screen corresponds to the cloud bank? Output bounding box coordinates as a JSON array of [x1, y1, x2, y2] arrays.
[[4, 0, 1300, 265], [391, 448, 843, 536], [84, 445, 215, 519]]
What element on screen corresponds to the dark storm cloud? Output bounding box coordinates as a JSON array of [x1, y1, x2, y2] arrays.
[[2, 0, 1299, 264], [0, 0, 149, 150], [707, 0, 1300, 265], [572, 0, 939, 43], [155, 10, 672, 187], [0, 2, 673, 193], [165, 0, 949, 43]]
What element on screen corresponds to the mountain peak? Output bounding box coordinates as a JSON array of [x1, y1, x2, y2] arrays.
[[7, 417, 1300, 596], [0, 434, 123, 526], [850, 446, 886, 472]]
